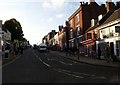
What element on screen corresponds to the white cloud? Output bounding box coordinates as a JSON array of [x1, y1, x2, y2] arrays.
[[42, 0, 51, 8], [51, 0, 65, 8], [47, 17, 53, 22], [42, 0, 65, 8], [56, 14, 65, 18]]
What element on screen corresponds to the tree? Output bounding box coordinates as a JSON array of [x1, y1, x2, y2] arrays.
[[3, 18, 24, 41]]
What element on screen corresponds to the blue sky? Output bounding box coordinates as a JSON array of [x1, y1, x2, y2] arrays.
[[0, 0, 119, 45]]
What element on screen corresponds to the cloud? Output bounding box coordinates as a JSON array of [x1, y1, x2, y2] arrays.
[[47, 17, 53, 22], [42, 0, 65, 8], [42, 0, 51, 8], [56, 14, 65, 18], [51, 0, 65, 8]]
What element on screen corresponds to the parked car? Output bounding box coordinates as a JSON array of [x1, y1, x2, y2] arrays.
[[38, 43, 47, 52]]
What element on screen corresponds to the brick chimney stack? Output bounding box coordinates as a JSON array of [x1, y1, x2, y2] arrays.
[[90, 0, 95, 2], [106, 0, 116, 12], [116, 1, 120, 10]]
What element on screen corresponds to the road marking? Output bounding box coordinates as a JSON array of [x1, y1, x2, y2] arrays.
[[72, 72, 90, 76], [54, 68, 84, 79], [42, 62, 51, 67], [38, 58, 42, 62], [33, 52, 51, 67], [39, 57, 51, 67], [33, 52, 39, 58], [57, 69, 90, 76], [53, 68, 104, 80], [91, 76, 107, 79], [59, 61, 72, 65]]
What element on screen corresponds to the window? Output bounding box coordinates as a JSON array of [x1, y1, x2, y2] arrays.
[[76, 14, 79, 23], [87, 33, 92, 39], [116, 41, 120, 56], [70, 20, 72, 28], [70, 29, 73, 38], [77, 26, 80, 35], [115, 26, 120, 33], [94, 30, 97, 39], [101, 28, 110, 39]]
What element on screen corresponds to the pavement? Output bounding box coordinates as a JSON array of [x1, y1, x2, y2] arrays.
[[50, 51, 120, 68]]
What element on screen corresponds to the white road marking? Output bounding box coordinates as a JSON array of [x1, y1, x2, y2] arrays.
[[72, 72, 90, 76], [91, 76, 107, 79], [42, 62, 51, 67], [33, 52, 39, 58], [33, 52, 51, 67], [59, 61, 72, 65], [38, 58, 42, 62], [33, 52, 107, 80], [57, 69, 91, 76], [53, 68, 105, 79], [54, 69, 84, 79]]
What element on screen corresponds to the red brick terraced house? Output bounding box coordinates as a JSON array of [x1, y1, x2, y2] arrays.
[[58, 25, 67, 51], [67, 1, 107, 55]]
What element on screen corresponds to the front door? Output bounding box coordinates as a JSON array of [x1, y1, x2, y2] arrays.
[[110, 42, 114, 55]]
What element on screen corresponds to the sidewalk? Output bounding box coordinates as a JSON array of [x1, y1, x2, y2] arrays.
[[50, 51, 120, 68]]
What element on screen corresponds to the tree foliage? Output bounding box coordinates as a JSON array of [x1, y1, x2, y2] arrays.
[[3, 18, 24, 41]]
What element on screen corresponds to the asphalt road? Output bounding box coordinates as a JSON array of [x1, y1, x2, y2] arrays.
[[2, 48, 120, 84]]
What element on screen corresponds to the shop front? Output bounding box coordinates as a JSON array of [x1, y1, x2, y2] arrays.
[[96, 36, 120, 61], [82, 39, 96, 58]]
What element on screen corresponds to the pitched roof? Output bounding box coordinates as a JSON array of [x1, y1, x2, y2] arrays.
[[101, 8, 120, 26], [86, 8, 120, 32]]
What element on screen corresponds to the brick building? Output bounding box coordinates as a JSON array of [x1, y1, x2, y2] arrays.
[[67, 1, 107, 55]]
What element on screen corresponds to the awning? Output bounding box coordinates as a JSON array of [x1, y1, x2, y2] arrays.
[[82, 39, 95, 45]]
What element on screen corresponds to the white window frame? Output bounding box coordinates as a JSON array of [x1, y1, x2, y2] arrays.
[[76, 26, 80, 36], [70, 29, 73, 38], [76, 14, 79, 23], [70, 20, 72, 28]]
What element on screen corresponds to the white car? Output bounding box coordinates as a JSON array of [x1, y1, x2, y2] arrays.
[[38, 43, 47, 52]]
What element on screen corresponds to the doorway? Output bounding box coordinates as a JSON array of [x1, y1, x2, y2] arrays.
[[110, 42, 114, 55]]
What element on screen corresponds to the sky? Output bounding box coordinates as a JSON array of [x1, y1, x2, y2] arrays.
[[0, 0, 119, 45]]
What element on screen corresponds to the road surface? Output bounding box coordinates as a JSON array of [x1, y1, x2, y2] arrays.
[[2, 48, 120, 84]]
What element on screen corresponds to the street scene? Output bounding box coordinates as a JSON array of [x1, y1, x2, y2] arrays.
[[2, 48, 120, 83], [0, 0, 120, 84]]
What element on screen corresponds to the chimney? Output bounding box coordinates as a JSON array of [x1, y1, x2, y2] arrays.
[[59, 25, 63, 31], [116, 1, 120, 10], [106, 1, 116, 12], [52, 30, 55, 33], [90, 0, 95, 2]]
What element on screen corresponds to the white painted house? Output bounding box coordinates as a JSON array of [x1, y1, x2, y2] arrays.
[[96, 8, 120, 60]]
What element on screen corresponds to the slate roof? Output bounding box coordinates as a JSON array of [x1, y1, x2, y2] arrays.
[[86, 8, 120, 32], [101, 8, 120, 26]]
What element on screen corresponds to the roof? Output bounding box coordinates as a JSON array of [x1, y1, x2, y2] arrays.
[[101, 8, 120, 26], [86, 8, 120, 32]]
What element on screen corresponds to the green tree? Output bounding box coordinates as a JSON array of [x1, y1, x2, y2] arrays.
[[3, 18, 24, 41]]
